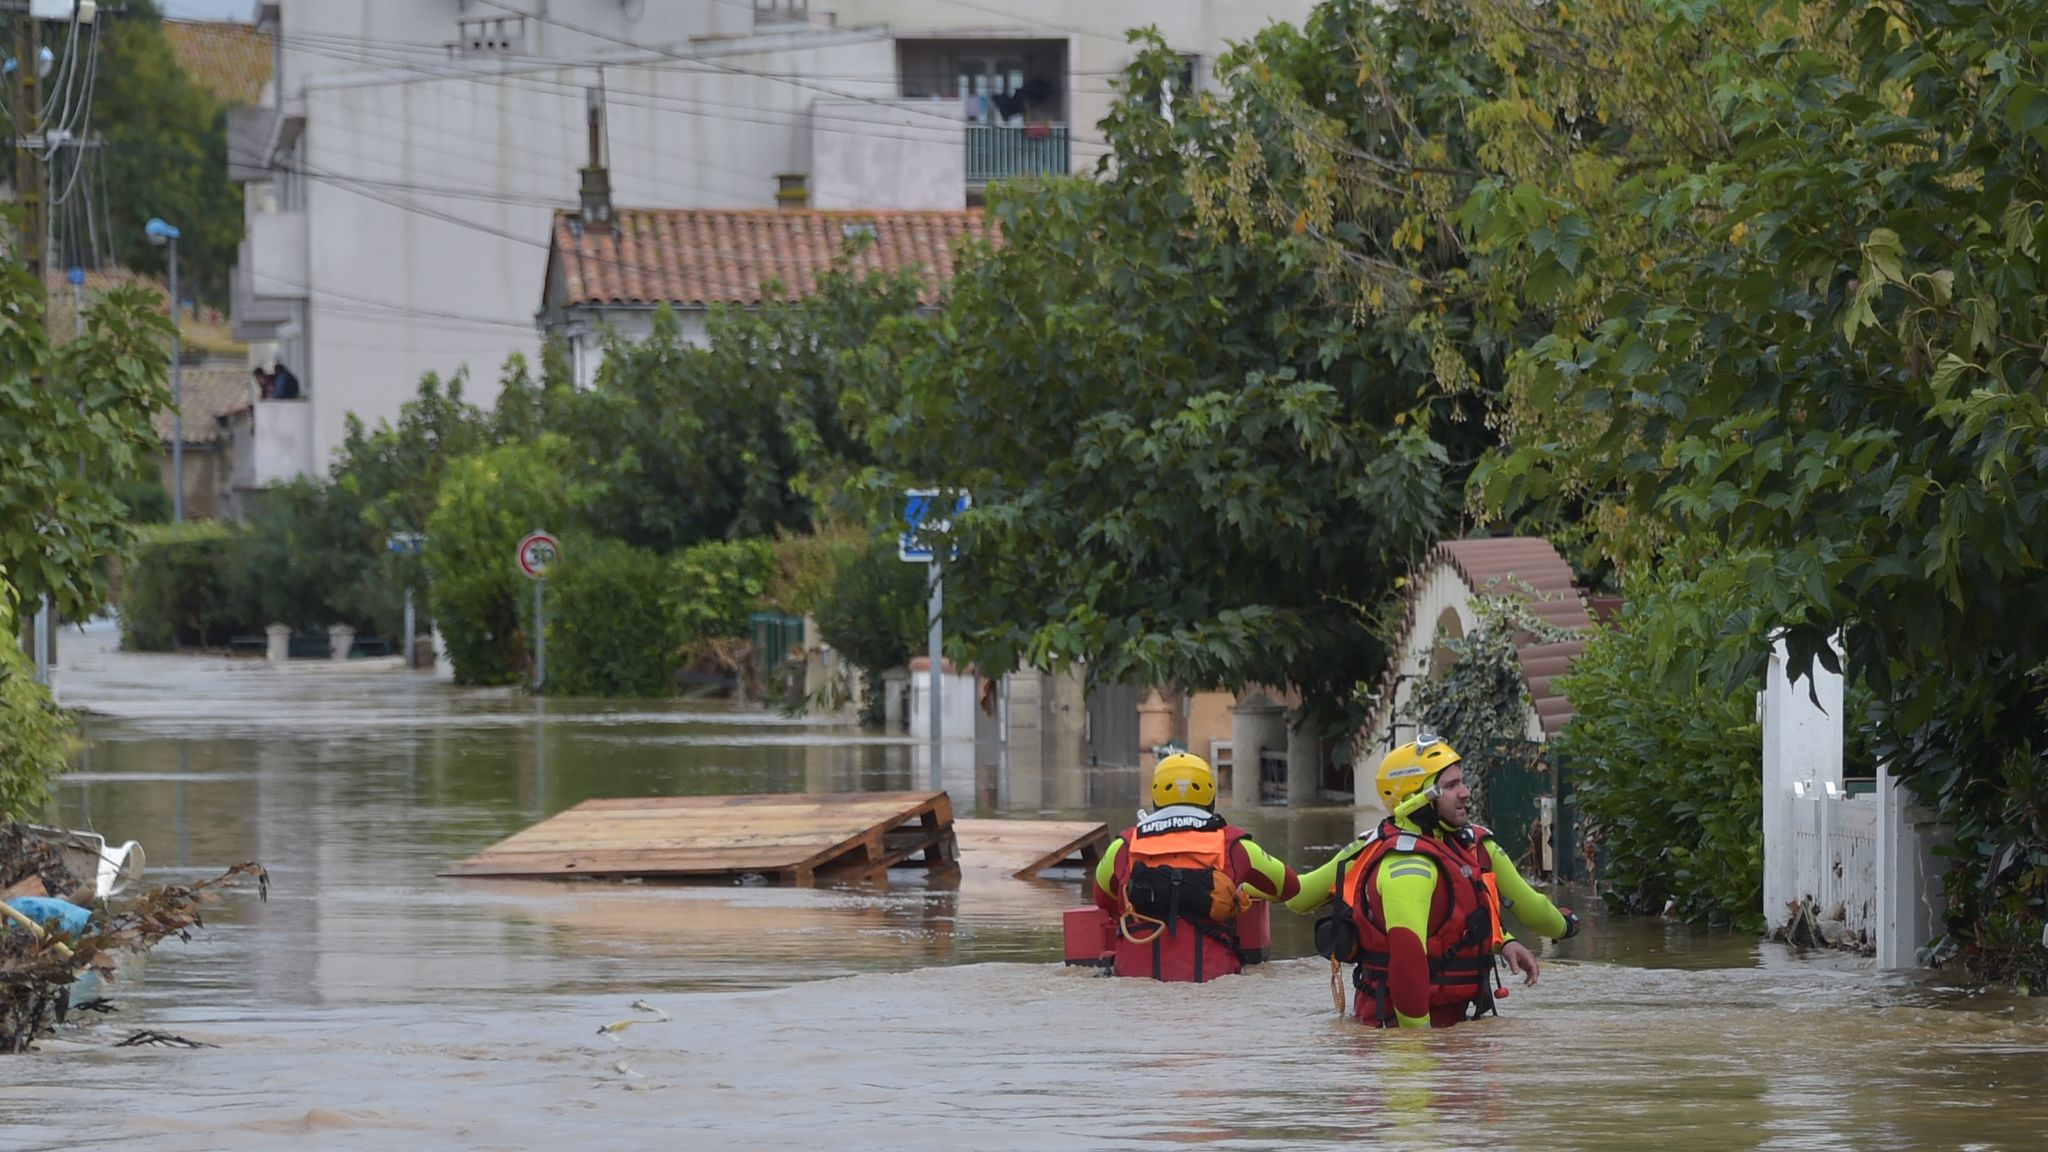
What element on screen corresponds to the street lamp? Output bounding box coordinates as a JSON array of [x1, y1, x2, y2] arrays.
[[145, 217, 182, 522]]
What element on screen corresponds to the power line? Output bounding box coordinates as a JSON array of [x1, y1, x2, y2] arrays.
[[474, 0, 1111, 149]]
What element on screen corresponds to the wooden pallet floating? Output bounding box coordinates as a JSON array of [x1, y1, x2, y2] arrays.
[[951, 819, 1109, 881], [441, 791, 957, 886]]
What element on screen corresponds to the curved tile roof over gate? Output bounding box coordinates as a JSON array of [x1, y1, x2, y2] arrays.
[[1381, 536, 1595, 740]]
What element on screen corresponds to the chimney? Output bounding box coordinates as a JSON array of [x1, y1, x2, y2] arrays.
[[579, 84, 614, 233]]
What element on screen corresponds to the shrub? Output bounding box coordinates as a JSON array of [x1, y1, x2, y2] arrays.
[[759, 525, 862, 617], [427, 436, 587, 685], [1, 594, 74, 819], [226, 478, 393, 635], [813, 533, 928, 684], [545, 538, 680, 697], [669, 538, 775, 644], [118, 521, 249, 650], [1553, 560, 1774, 930]]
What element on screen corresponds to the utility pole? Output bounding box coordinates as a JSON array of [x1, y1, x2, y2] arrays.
[[13, 9, 48, 678]]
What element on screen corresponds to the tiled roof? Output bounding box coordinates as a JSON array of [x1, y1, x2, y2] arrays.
[[1370, 536, 1601, 743], [152, 360, 256, 446], [548, 209, 994, 310], [164, 19, 274, 107]]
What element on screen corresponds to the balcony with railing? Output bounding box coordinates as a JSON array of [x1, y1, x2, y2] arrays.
[[965, 123, 1069, 185]]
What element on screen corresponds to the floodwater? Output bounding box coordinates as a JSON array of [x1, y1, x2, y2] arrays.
[[4, 622, 2046, 1150]]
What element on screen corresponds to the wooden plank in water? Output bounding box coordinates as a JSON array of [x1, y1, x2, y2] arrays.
[[952, 819, 1111, 881], [441, 791, 955, 885]]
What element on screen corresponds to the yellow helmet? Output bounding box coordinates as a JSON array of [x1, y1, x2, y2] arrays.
[[1375, 734, 1462, 810], [1151, 752, 1218, 808]]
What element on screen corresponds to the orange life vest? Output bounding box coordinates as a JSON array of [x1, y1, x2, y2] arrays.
[[1333, 818, 1505, 1022], [1110, 814, 1252, 983]]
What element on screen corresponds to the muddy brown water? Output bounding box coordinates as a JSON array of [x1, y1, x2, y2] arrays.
[[3, 623, 2045, 1150]]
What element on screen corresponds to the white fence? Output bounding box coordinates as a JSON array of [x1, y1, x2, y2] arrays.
[[1787, 783, 1878, 944], [1761, 640, 1945, 965]]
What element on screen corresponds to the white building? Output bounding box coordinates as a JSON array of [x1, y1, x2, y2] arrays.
[[226, 0, 1316, 484]]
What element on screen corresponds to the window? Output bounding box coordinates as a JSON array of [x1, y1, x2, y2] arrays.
[[899, 40, 1066, 125], [756, 0, 809, 25], [775, 173, 809, 209], [1151, 53, 1200, 114], [450, 15, 525, 57]]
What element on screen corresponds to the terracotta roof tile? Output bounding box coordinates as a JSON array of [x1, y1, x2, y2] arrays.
[[1365, 536, 1607, 744], [152, 361, 256, 446], [164, 20, 274, 107], [549, 208, 995, 310]]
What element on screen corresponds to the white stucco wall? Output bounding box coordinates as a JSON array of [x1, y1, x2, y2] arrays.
[[811, 99, 964, 210], [256, 0, 1319, 471], [297, 36, 897, 464]]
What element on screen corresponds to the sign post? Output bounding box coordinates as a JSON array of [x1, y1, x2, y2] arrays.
[[388, 532, 427, 668], [899, 490, 969, 769], [516, 531, 559, 691]]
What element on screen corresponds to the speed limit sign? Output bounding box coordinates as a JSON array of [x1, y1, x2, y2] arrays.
[[516, 531, 559, 580]]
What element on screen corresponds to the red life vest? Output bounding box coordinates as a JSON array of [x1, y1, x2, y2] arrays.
[[1335, 818, 1505, 1024], [1110, 815, 1251, 983]]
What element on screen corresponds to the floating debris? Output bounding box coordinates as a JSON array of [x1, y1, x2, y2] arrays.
[[114, 1030, 214, 1049], [4, 849, 267, 1054]]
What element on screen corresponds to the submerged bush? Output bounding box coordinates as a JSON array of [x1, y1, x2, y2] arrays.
[[1555, 559, 1774, 931], [545, 538, 679, 697]]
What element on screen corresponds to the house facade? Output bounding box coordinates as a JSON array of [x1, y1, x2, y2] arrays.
[[224, 0, 1317, 483]]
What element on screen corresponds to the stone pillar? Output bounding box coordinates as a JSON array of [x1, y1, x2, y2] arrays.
[[1137, 687, 1178, 774], [1004, 669, 1048, 812], [264, 622, 291, 662], [1286, 708, 1322, 808], [882, 668, 910, 732], [1875, 764, 1950, 969], [1761, 637, 1843, 932], [1230, 692, 1287, 807], [432, 623, 455, 681], [1046, 665, 1090, 810], [328, 624, 356, 662]]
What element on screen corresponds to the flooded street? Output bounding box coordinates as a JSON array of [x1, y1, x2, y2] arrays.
[[6, 624, 2047, 1150]]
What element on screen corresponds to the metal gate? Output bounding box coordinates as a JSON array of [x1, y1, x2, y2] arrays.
[[1466, 738, 1555, 878], [1084, 681, 1142, 767]]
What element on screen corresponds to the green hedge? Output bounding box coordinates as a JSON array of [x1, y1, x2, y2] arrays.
[[544, 538, 679, 696], [119, 521, 253, 650]]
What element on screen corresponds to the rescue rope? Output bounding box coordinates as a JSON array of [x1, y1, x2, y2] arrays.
[[1329, 955, 1346, 1016], [1118, 907, 1169, 945]]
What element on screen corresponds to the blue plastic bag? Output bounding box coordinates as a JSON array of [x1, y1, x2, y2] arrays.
[[6, 896, 93, 939]]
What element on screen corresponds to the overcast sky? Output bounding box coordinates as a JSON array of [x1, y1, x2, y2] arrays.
[[162, 0, 253, 20]]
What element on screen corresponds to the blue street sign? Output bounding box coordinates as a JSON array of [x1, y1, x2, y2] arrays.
[[898, 489, 970, 563]]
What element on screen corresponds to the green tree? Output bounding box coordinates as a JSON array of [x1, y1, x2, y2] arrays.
[[426, 436, 590, 685], [812, 533, 927, 685], [865, 44, 1460, 722], [96, 0, 240, 303], [0, 257, 168, 814], [2, 272, 171, 621], [568, 266, 926, 554]]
